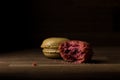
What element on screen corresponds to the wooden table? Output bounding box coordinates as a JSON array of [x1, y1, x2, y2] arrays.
[[0, 46, 120, 80]]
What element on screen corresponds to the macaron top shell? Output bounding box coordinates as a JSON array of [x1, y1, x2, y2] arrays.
[[41, 37, 69, 48]]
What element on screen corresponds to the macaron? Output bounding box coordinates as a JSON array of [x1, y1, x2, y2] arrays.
[[59, 40, 94, 63], [40, 37, 69, 58]]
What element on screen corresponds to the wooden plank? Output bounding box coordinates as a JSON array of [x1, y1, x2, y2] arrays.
[[0, 47, 120, 79]]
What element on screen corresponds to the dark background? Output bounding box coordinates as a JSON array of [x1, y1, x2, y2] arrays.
[[0, 0, 120, 52]]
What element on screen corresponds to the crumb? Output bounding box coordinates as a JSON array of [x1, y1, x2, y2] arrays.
[[32, 62, 37, 67]]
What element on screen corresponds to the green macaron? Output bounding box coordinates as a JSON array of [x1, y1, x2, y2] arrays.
[[40, 37, 69, 58]]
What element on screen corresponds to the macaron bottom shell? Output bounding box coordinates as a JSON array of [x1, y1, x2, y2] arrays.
[[43, 52, 61, 59]]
